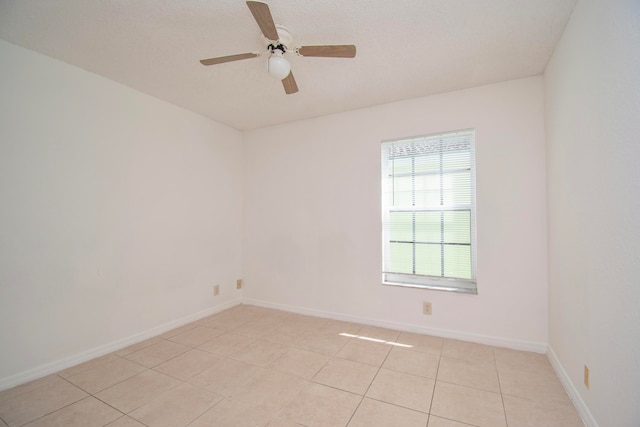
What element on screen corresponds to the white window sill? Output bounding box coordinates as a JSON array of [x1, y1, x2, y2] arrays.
[[382, 280, 477, 295]]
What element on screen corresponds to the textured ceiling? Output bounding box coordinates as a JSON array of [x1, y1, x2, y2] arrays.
[[0, 0, 576, 130]]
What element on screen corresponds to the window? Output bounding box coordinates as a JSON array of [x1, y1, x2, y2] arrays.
[[381, 129, 477, 294]]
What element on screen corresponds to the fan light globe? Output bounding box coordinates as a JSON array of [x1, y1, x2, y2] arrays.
[[268, 50, 290, 80]]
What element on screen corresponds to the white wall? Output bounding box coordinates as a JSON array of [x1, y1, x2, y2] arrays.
[[243, 77, 549, 349], [0, 39, 244, 388], [544, 0, 640, 425]]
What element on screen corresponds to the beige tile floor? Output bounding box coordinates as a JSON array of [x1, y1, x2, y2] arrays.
[[0, 305, 584, 427]]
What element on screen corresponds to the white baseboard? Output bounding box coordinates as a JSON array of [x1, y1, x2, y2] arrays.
[[0, 298, 241, 392], [547, 346, 599, 427], [242, 297, 548, 353]]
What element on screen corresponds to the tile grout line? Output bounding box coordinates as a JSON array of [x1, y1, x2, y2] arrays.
[[88, 366, 187, 426], [425, 342, 444, 427], [306, 334, 365, 427], [342, 332, 402, 427], [12, 393, 92, 427], [492, 347, 510, 427]]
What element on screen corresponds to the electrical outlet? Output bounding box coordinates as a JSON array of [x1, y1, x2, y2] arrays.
[[423, 301, 432, 315], [584, 365, 590, 389], [213, 284, 220, 296], [236, 279, 242, 290]]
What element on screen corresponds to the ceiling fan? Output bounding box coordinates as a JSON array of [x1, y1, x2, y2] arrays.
[[199, 1, 357, 95]]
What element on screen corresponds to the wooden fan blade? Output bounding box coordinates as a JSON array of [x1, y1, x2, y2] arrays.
[[298, 45, 356, 58], [200, 52, 259, 66], [282, 72, 298, 94], [246, 1, 279, 41]]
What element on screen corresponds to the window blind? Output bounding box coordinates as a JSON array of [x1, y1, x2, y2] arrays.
[[381, 129, 477, 293]]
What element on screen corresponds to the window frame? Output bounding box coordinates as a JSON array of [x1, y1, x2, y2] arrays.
[[381, 129, 478, 294]]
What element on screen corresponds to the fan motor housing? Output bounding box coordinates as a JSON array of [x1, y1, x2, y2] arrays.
[[268, 25, 293, 50]]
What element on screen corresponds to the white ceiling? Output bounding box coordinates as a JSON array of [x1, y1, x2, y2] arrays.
[[0, 0, 576, 130]]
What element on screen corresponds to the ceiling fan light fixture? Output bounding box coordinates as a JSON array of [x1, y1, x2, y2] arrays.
[[268, 49, 290, 80], [199, 2, 355, 94]]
